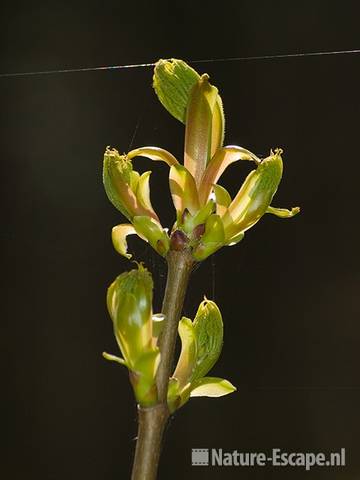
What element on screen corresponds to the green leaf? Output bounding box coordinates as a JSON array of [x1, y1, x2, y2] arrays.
[[153, 58, 200, 123], [192, 300, 223, 381], [190, 377, 236, 397]]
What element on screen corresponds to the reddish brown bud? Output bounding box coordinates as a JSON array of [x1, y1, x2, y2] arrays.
[[170, 230, 189, 251]]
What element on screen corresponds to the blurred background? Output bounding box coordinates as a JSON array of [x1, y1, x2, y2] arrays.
[[1, 1, 359, 479]]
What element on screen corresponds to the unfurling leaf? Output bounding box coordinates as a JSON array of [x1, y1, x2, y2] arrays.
[[153, 59, 200, 123], [190, 377, 236, 397]]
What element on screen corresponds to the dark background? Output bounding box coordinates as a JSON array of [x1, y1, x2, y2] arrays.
[[1, 1, 359, 479]]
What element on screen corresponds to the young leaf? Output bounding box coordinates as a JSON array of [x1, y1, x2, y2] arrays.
[[111, 224, 137, 259], [190, 377, 236, 397], [128, 146, 180, 167], [199, 145, 260, 205], [153, 59, 200, 123]]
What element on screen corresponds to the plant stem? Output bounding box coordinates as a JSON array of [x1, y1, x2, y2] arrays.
[[157, 249, 194, 402], [131, 249, 194, 480], [130, 404, 168, 480]]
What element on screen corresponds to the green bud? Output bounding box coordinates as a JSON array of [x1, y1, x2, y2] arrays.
[[170, 229, 189, 251], [224, 149, 283, 238], [192, 214, 225, 261], [106, 265, 160, 406], [103, 147, 159, 222], [103, 148, 133, 219], [169, 299, 234, 410], [192, 299, 224, 381], [181, 199, 215, 235], [106, 265, 154, 366]]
